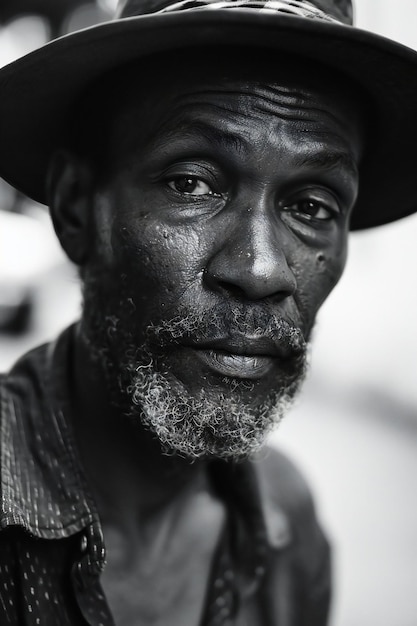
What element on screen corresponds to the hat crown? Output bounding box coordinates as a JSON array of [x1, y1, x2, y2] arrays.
[[117, 0, 353, 25]]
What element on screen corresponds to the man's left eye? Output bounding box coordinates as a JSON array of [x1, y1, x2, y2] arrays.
[[167, 177, 218, 196], [284, 198, 338, 221]]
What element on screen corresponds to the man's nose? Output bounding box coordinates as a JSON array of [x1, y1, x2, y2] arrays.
[[204, 208, 297, 301]]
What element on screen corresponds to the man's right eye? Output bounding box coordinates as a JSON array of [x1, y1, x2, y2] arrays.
[[167, 176, 219, 196], [280, 188, 342, 225], [284, 199, 336, 221]]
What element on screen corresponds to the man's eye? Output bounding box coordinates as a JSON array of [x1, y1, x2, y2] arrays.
[[284, 199, 338, 221], [167, 176, 218, 196]]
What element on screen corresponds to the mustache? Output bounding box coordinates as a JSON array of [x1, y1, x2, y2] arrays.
[[145, 304, 306, 356]]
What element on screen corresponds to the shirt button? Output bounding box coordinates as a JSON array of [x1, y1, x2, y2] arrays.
[[255, 565, 265, 578], [80, 535, 88, 553], [73, 561, 86, 590]]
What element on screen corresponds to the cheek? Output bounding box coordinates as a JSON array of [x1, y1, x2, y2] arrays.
[[111, 217, 206, 312], [293, 244, 348, 326]]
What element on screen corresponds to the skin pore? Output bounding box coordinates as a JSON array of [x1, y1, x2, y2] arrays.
[[49, 49, 364, 625]]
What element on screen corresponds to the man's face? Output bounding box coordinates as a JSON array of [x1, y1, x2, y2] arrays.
[[80, 54, 363, 459]]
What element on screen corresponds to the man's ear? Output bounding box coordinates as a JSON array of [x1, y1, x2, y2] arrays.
[[47, 151, 94, 266]]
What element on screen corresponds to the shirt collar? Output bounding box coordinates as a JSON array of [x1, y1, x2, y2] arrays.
[[0, 325, 291, 550]]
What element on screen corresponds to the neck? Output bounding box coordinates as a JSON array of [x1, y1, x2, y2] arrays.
[[69, 325, 211, 527]]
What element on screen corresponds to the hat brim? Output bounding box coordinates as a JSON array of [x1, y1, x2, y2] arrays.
[[1, 10, 417, 230]]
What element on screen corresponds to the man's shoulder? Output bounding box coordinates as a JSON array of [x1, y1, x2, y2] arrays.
[[0, 335, 63, 480], [0, 341, 50, 415], [0, 339, 53, 469], [0, 326, 73, 412]]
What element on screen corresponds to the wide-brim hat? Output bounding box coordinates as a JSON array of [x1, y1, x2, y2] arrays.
[[1, 0, 417, 230]]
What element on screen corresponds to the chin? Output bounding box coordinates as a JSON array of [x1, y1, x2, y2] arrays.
[[124, 357, 305, 461]]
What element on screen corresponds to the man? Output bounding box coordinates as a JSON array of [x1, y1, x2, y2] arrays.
[[1, 1, 417, 624]]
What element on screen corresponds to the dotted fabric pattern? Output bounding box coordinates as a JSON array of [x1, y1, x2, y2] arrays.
[[0, 326, 331, 625], [0, 531, 88, 625]]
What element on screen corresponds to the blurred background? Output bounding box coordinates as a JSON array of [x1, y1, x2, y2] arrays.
[[0, 1, 416, 625]]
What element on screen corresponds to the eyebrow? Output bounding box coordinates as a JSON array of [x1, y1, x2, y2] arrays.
[[156, 118, 359, 177], [296, 151, 359, 178], [156, 118, 250, 155]]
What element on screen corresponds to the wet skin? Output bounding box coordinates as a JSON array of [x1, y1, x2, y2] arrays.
[[81, 66, 362, 406]]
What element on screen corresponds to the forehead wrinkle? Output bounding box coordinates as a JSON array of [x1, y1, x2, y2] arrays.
[[155, 84, 355, 141], [180, 84, 348, 124], [250, 94, 353, 133]]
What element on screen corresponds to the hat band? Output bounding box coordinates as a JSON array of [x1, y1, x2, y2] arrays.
[[118, 0, 343, 24]]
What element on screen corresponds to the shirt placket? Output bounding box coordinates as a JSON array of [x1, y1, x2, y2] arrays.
[[200, 462, 271, 626], [72, 523, 114, 626]]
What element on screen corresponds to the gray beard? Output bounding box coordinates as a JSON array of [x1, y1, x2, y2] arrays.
[[81, 273, 308, 460], [123, 350, 304, 460]]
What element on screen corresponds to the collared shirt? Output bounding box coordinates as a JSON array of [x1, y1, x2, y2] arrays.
[[0, 326, 331, 625]]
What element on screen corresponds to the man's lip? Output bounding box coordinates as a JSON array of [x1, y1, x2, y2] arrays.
[[186, 335, 299, 359], [182, 334, 301, 379], [194, 348, 275, 380]]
